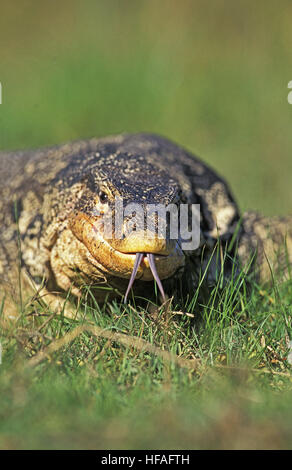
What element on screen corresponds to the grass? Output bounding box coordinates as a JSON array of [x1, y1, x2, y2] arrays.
[[0, 0, 292, 450], [1, 256, 292, 449]]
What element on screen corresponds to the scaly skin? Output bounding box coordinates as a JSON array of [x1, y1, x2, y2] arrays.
[[0, 133, 291, 318]]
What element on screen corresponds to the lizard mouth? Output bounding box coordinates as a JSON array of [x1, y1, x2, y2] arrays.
[[69, 211, 185, 301]]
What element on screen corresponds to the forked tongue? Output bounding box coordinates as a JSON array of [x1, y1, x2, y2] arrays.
[[124, 253, 166, 303], [147, 253, 166, 303], [124, 253, 143, 303]]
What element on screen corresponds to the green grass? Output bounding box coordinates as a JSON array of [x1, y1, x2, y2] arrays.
[[0, 0, 292, 450], [1, 260, 292, 449]]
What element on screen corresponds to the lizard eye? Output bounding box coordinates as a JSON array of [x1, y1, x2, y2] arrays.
[[98, 191, 108, 203]]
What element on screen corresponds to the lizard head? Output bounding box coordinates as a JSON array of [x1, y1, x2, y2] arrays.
[[67, 151, 186, 301]]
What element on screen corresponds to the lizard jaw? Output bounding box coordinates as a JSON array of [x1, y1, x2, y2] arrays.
[[69, 211, 185, 289]]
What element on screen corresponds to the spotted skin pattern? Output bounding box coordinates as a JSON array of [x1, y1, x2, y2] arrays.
[[0, 134, 291, 317]]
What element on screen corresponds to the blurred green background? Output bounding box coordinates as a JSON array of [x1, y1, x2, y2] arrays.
[[0, 0, 291, 214]]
